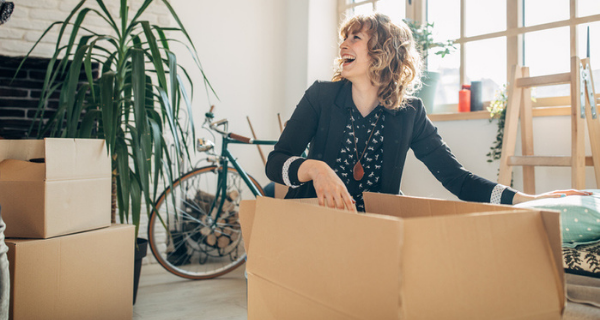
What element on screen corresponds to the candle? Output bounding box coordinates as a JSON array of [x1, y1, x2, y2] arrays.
[[458, 84, 471, 112]]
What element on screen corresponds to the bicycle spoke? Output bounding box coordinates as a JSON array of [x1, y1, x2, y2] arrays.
[[148, 165, 263, 279]]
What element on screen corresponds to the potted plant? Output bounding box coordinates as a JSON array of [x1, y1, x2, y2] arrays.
[[404, 19, 455, 114], [16, 0, 213, 303]]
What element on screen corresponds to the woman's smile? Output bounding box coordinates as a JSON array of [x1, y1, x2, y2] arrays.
[[341, 54, 356, 67]]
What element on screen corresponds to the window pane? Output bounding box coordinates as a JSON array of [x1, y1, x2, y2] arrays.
[[524, 0, 569, 27], [465, 0, 506, 37], [350, 3, 374, 16], [465, 37, 507, 102], [428, 0, 460, 40], [377, 0, 405, 24], [577, 0, 600, 18], [346, 0, 370, 4], [430, 46, 461, 106], [524, 27, 570, 97], [578, 22, 600, 93]]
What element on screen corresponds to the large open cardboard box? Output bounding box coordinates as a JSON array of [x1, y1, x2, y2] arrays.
[[0, 138, 111, 238], [6, 224, 135, 320], [239, 193, 565, 320]]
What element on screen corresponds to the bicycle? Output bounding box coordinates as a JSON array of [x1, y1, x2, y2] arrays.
[[147, 106, 277, 280]]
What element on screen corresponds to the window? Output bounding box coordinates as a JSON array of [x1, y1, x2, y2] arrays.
[[339, 0, 600, 114]]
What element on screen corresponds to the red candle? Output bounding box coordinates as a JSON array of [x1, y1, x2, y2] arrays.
[[458, 84, 471, 112]]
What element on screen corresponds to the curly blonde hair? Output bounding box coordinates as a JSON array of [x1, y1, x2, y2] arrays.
[[332, 13, 422, 110]]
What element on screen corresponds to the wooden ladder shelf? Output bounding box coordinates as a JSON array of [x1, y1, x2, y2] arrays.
[[498, 56, 600, 193]]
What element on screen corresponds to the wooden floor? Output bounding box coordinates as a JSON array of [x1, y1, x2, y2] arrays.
[[133, 263, 247, 320], [133, 263, 600, 320]]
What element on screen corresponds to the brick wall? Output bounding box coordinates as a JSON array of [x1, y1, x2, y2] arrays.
[[0, 0, 171, 139], [0, 55, 98, 139], [0, 0, 171, 58]]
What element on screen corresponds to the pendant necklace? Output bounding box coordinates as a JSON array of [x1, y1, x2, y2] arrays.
[[350, 108, 382, 181]]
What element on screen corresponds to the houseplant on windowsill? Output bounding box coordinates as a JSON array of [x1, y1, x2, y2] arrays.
[[404, 19, 455, 114], [17, 0, 214, 304]]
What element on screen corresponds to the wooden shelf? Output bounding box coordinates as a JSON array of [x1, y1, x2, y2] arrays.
[[428, 106, 571, 122]]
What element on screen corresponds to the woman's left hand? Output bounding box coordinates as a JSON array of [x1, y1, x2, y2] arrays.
[[512, 189, 593, 205]]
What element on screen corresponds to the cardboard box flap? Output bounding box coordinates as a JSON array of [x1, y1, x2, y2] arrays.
[[0, 139, 110, 181], [0, 159, 45, 181], [540, 210, 566, 307], [248, 197, 404, 320], [239, 200, 256, 254], [363, 192, 531, 219], [248, 273, 364, 320], [44, 138, 110, 181], [399, 209, 564, 319], [240, 198, 349, 254], [0, 140, 45, 162]]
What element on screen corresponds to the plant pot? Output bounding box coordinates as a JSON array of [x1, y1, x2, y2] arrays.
[[415, 71, 440, 115], [133, 237, 148, 305]]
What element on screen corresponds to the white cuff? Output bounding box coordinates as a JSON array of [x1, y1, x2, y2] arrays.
[[490, 184, 506, 204], [282, 156, 303, 188]]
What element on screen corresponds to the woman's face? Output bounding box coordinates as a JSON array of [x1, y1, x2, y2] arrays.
[[339, 27, 371, 82]]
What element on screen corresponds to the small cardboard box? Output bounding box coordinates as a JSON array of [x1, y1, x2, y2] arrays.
[[240, 193, 565, 320], [6, 224, 135, 320], [274, 183, 288, 199], [0, 138, 111, 238]]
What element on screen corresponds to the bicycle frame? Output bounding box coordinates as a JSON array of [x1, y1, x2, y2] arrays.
[[207, 127, 276, 222]]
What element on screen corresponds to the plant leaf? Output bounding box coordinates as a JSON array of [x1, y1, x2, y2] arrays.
[[126, 0, 153, 37], [115, 136, 131, 224], [95, 0, 120, 37], [130, 172, 141, 238], [100, 71, 116, 154], [131, 48, 148, 135], [141, 21, 168, 90], [79, 109, 101, 138], [61, 7, 93, 75]]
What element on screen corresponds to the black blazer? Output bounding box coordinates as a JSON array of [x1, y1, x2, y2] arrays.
[[266, 80, 513, 203]]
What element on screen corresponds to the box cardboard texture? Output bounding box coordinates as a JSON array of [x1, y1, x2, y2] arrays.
[[239, 193, 565, 320], [6, 224, 135, 320], [0, 138, 111, 238]]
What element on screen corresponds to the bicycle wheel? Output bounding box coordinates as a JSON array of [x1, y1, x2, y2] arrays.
[[148, 165, 264, 280]]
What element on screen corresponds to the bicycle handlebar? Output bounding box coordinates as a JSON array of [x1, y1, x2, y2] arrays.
[[229, 133, 252, 144], [208, 117, 253, 144]]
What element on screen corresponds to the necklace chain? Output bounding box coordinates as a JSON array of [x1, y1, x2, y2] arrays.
[[350, 108, 382, 181], [350, 108, 382, 163]]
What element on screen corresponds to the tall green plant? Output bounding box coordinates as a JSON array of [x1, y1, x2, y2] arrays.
[[16, 0, 215, 238]]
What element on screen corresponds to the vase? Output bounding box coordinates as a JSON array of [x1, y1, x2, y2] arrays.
[[415, 71, 440, 115], [133, 237, 148, 305]]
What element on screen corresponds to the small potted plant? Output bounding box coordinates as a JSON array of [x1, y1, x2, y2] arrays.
[[404, 19, 455, 113]]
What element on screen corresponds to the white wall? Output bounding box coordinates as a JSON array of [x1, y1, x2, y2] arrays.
[[172, 0, 315, 188], [171, 0, 338, 188], [306, 0, 339, 87]]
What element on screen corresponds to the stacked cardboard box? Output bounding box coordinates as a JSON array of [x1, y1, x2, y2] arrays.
[[0, 139, 134, 320], [240, 193, 566, 320]]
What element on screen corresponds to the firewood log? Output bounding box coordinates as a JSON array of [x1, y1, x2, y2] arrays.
[[206, 233, 217, 246]]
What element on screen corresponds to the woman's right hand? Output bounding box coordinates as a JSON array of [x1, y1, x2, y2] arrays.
[[297, 160, 356, 211]]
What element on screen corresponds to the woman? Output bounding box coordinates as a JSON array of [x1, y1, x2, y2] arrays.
[[266, 12, 590, 211]]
